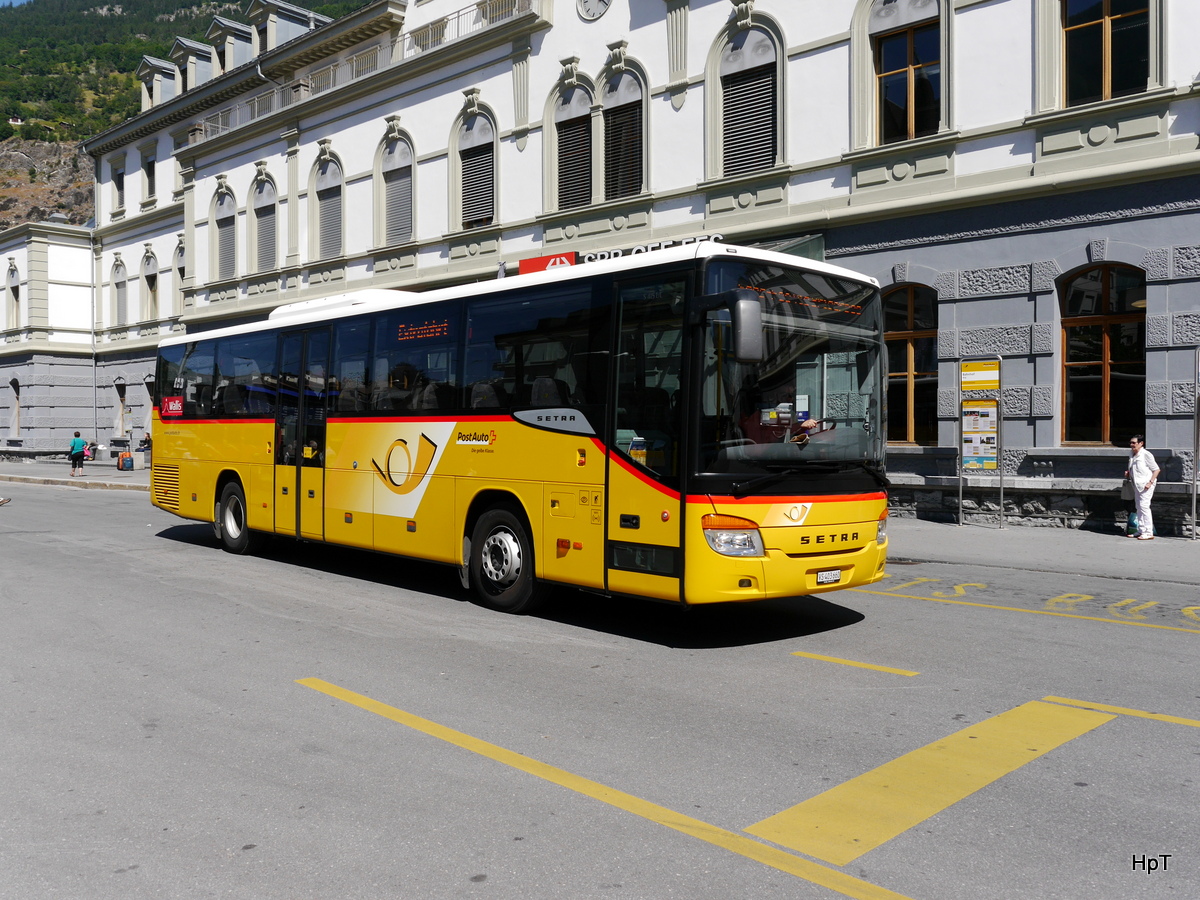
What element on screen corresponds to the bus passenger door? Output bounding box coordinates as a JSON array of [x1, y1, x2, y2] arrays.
[[274, 329, 330, 540], [606, 278, 687, 602]]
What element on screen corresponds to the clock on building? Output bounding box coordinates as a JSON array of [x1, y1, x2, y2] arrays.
[[577, 0, 611, 21]]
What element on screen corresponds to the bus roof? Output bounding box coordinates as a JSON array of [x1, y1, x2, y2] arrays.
[[157, 241, 879, 348]]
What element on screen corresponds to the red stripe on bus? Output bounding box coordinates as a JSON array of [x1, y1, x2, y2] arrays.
[[607, 452, 682, 500], [689, 491, 888, 504]]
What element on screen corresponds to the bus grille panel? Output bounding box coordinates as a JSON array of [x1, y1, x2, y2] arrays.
[[152, 465, 181, 511]]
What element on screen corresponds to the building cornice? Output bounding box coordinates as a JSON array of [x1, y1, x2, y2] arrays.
[[80, 0, 408, 159]]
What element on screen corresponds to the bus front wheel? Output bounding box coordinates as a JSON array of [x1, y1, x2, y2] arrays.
[[469, 507, 547, 614], [215, 482, 258, 555]]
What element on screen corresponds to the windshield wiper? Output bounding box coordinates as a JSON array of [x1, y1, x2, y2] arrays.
[[731, 462, 838, 497]]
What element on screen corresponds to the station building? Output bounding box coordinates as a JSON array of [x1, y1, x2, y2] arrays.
[[2, 0, 1198, 531]]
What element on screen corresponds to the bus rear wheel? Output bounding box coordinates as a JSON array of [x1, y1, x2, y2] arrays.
[[215, 482, 258, 555], [469, 507, 547, 614]]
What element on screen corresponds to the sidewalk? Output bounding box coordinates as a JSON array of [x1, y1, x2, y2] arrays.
[[886, 515, 1197, 585], [0, 458, 150, 492], [0, 459, 1192, 584]]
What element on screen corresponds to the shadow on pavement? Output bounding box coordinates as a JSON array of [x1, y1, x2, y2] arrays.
[[156, 523, 866, 648]]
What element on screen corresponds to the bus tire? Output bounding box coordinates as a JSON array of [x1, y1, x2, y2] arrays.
[[469, 507, 546, 614], [215, 481, 257, 555]]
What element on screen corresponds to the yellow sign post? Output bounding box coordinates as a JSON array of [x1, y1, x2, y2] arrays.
[[958, 357, 1003, 527]]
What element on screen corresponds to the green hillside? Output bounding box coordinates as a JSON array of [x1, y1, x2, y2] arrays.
[[0, 0, 363, 143]]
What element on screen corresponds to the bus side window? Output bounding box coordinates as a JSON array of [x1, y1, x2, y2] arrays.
[[332, 318, 371, 413], [179, 342, 215, 417], [614, 281, 686, 484], [465, 284, 609, 415], [371, 309, 459, 414]]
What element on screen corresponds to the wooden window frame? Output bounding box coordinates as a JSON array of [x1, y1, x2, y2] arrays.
[[874, 22, 941, 145], [1062, 0, 1150, 107], [1060, 264, 1146, 446], [884, 285, 938, 445]]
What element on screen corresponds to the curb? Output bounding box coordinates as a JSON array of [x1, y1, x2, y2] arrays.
[[0, 473, 150, 492]]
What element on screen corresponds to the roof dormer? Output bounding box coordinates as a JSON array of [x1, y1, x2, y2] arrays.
[[169, 37, 216, 93], [135, 56, 177, 111], [206, 16, 257, 72], [246, 0, 332, 55]]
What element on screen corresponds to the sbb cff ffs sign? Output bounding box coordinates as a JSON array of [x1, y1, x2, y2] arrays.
[[161, 396, 184, 417], [518, 252, 577, 275]]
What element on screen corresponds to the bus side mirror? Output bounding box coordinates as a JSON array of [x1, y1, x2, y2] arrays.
[[691, 289, 763, 361], [731, 294, 763, 362]]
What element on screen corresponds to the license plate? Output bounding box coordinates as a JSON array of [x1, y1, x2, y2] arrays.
[[816, 569, 841, 585]]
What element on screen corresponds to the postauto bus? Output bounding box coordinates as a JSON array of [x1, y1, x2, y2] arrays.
[[151, 242, 888, 613]]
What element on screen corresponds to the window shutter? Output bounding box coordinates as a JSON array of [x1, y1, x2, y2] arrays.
[[253, 181, 276, 270], [557, 116, 591, 209], [316, 160, 343, 258], [604, 101, 642, 200], [461, 144, 494, 229], [318, 188, 342, 257], [256, 204, 276, 270], [115, 267, 127, 326], [722, 64, 776, 177], [215, 192, 236, 280], [384, 166, 413, 244]]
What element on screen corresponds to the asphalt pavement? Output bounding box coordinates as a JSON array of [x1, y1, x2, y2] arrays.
[[0, 458, 1194, 585]]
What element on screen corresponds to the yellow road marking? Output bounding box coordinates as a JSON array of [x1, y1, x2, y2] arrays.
[[791, 651, 918, 677], [1042, 696, 1200, 729], [744, 700, 1113, 866], [855, 588, 1200, 635], [297, 678, 913, 900]]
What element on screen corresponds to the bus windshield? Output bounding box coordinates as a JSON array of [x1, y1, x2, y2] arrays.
[[696, 259, 885, 485]]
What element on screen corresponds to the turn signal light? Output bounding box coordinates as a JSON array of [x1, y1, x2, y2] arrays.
[[702, 513, 758, 530]]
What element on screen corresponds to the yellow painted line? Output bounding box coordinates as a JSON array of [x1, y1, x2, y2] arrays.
[[297, 678, 913, 900], [791, 651, 918, 677], [744, 700, 1113, 866], [855, 588, 1200, 635], [1043, 696, 1200, 729]]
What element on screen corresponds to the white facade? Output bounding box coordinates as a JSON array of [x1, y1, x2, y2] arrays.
[[3, 0, 1199, 529]]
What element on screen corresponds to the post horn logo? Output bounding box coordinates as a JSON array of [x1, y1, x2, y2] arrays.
[[785, 503, 812, 523], [372, 434, 437, 495]]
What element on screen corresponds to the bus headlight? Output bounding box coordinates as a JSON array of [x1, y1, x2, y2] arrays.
[[876, 514, 888, 545], [702, 514, 765, 557]]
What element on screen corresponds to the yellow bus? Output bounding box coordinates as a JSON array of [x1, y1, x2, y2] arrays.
[[152, 242, 889, 613]]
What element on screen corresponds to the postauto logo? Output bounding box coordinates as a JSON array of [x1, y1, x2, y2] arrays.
[[455, 429, 497, 446]]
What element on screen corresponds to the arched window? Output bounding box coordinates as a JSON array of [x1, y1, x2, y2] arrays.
[[602, 72, 643, 200], [315, 157, 343, 258], [884, 284, 938, 444], [556, 86, 593, 210], [459, 114, 495, 230], [1064, 0, 1149, 107], [142, 253, 158, 321], [1061, 264, 1146, 444], [382, 137, 414, 244], [719, 27, 779, 177], [113, 261, 128, 327], [253, 178, 277, 271], [213, 190, 236, 281], [870, 0, 941, 145]]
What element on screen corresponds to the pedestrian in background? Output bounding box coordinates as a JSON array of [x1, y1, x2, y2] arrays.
[[1126, 434, 1160, 541], [68, 431, 88, 477]]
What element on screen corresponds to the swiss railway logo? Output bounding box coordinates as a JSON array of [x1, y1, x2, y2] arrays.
[[518, 252, 578, 275]]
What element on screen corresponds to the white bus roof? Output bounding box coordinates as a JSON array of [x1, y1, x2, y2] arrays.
[[157, 241, 878, 348]]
